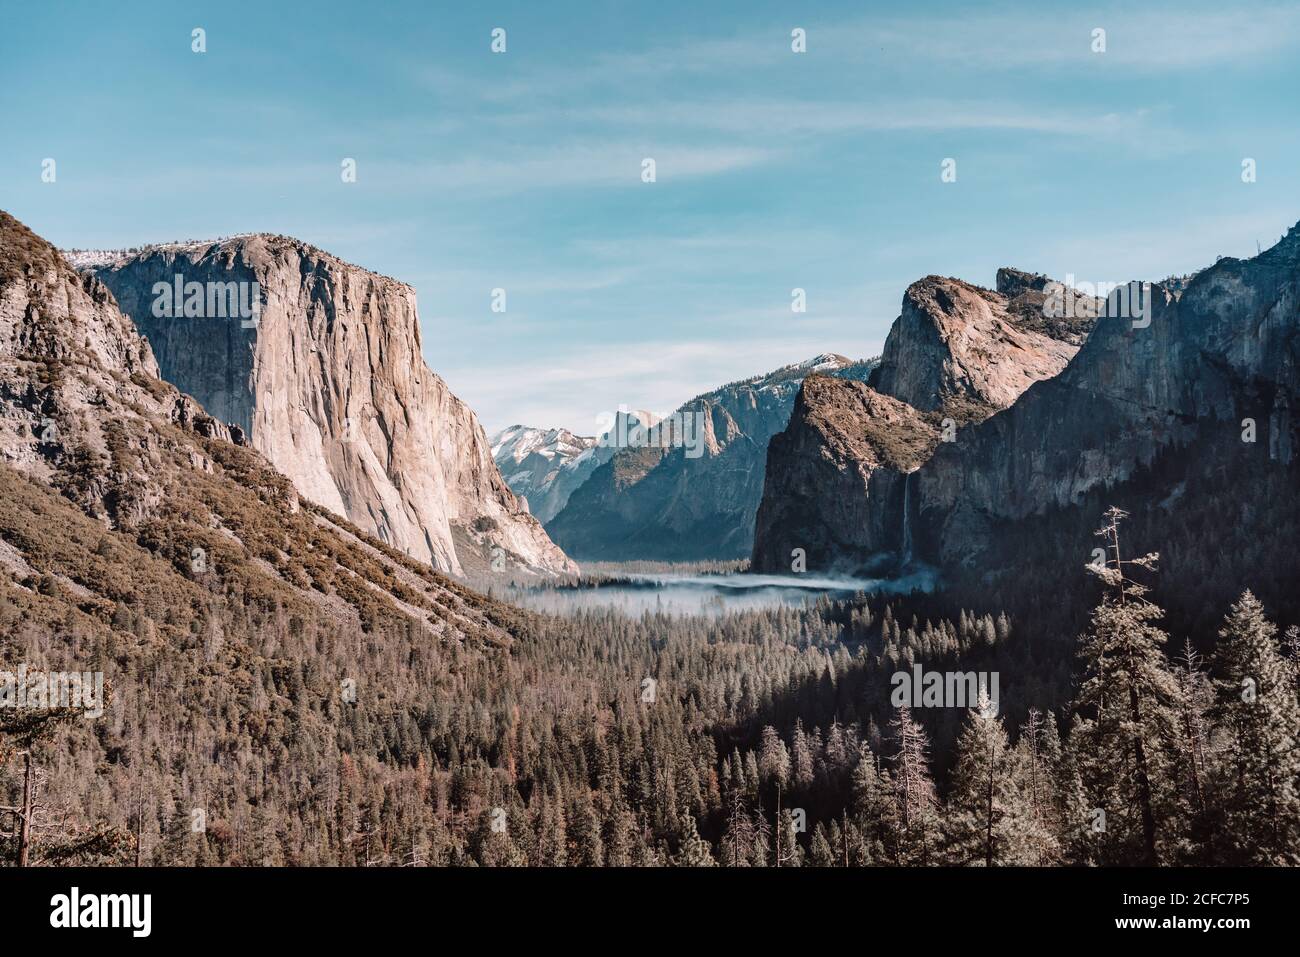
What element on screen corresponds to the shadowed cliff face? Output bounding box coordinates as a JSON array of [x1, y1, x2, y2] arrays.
[[750, 375, 936, 573], [753, 224, 1300, 584], [751, 270, 1094, 574], [914, 226, 1300, 571], [91, 236, 574, 578]]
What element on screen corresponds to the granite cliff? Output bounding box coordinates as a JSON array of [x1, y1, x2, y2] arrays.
[[86, 235, 574, 578], [751, 270, 1095, 572], [912, 227, 1300, 572], [1, 208, 513, 643]]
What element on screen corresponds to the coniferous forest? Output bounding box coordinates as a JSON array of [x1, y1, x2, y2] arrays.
[[4, 449, 1297, 868]]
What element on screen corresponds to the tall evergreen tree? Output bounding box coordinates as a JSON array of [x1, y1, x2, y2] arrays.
[[672, 810, 717, 867], [1172, 640, 1215, 861], [851, 743, 899, 864], [1013, 708, 1062, 864], [1211, 591, 1300, 864], [945, 690, 1047, 865], [1073, 508, 1184, 865], [888, 707, 938, 864]]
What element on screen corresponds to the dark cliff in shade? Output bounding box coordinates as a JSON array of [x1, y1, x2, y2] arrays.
[[912, 225, 1300, 572], [751, 269, 1093, 573], [751, 223, 1300, 630]]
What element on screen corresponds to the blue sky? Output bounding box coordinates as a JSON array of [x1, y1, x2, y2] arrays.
[[3, 1, 1299, 433]]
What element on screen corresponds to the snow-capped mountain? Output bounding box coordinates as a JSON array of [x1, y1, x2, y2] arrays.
[[490, 425, 599, 523], [490, 410, 659, 523]]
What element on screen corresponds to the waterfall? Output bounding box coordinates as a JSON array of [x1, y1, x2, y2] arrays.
[[901, 471, 914, 568]]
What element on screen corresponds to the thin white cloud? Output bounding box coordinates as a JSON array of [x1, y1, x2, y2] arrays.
[[405, 3, 1300, 110], [374, 144, 775, 195], [576, 99, 1157, 138], [857, 6, 1300, 70]]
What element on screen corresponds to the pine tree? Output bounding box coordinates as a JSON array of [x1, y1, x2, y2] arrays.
[[537, 794, 568, 866], [672, 810, 717, 867], [1013, 708, 1062, 864], [791, 719, 815, 791], [944, 690, 1041, 865], [851, 743, 899, 864], [1211, 591, 1300, 864], [603, 800, 637, 867], [569, 792, 605, 867], [888, 707, 938, 864], [773, 807, 804, 867], [720, 785, 754, 867], [757, 725, 791, 791], [809, 822, 836, 866], [1073, 507, 1184, 865], [1055, 725, 1096, 865], [1172, 639, 1215, 861]]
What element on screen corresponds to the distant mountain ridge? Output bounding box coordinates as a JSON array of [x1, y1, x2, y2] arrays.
[[545, 354, 877, 561], [490, 425, 598, 524]]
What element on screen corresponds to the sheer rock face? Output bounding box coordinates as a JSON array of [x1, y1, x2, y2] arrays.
[[0, 210, 254, 527], [91, 235, 574, 577], [870, 274, 1082, 413], [545, 355, 875, 561], [915, 227, 1300, 569], [751, 273, 1092, 573], [750, 376, 936, 573], [754, 225, 1300, 577], [3, 210, 512, 649]]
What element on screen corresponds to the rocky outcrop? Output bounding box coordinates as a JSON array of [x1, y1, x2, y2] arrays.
[[88, 235, 574, 578], [546, 355, 875, 561], [913, 226, 1300, 569], [869, 273, 1084, 413], [0, 210, 254, 528], [751, 274, 1094, 573], [750, 376, 936, 573]]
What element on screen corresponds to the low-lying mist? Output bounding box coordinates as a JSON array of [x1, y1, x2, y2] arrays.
[[504, 566, 938, 617]]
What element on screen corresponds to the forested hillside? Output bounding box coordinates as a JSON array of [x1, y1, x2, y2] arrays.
[[5, 468, 1295, 865]]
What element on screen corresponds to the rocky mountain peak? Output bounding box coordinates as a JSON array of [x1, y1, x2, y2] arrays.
[[994, 266, 1053, 297], [753, 266, 1102, 574], [869, 272, 1085, 413]]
